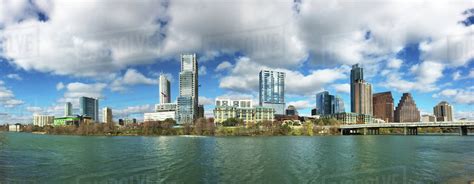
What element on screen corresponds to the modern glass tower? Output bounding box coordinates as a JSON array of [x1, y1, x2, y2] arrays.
[[65, 102, 73, 116], [80, 97, 99, 122], [159, 74, 171, 104], [316, 91, 344, 115], [259, 70, 285, 114], [177, 54, 198, 124]]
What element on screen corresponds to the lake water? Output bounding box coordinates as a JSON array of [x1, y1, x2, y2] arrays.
[[1, 132, 473, 183]]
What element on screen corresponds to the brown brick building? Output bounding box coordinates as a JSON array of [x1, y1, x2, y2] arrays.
[[394, 93, 420, 122], [373, 92, 394, 122]]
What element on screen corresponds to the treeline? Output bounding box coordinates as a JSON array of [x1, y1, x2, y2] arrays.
[[18, 118, 342, 136]]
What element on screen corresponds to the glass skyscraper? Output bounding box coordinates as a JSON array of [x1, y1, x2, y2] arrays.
[[316, 91, 344, 115], [80, 97, 99, 121], [259, 70, 285, 115], [159, 74, 171, 104], [177, 54, 198, 124], [350, 64, 372, 115]]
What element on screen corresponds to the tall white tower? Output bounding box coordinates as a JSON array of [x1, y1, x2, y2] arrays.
[[159, 74, 171, 104]]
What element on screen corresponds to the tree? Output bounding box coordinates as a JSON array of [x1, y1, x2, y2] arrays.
[[222, 118, 241, 127]]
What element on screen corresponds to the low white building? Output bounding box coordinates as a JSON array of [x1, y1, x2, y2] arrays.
[[144, 111, 176, 122], [421, 114, 437, 122], [8, 124, 21, 132], [33, 115, 55, 127]]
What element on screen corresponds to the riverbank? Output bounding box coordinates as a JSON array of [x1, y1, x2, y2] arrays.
[[5, 122, 461, 137]]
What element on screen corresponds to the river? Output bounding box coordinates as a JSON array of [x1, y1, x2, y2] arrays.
[[0, 132, 473, 183]]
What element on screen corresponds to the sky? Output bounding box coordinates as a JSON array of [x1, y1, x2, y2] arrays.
[[0, 0, 473, 124]]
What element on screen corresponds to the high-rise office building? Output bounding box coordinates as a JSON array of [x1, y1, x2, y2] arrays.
[[350, 64, 372, 115], [177, 54, 198, 124], [433, 101, 453, 122], [102, 107, 112, 124], [373, 91, 394, 122], [65, 102, 73, 116], [80, 97, 99, 121], [159, 74, 171, 104], [394, 93, 420, 122], [316, 91, 344, 115], [259, 70, 285, 114]]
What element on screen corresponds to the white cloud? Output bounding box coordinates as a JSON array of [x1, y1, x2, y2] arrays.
[[198, 96, 214, 106], [436, 88, 474, 105], [0, 80, 24, 108], [455, 111, 474, 121], [111, 69, 156, 92], [113, 104, 154, 118], [58, 82, 107, 106], [288, 100, 313, 110], [6, 74, 22, 80], [332, 83, 350, 94], [1, 0, 168, 78], [219, 57, 347, 96], [56, 82, 65, 90], [382, 61, 445, 93], [387, 59, 403, 69], [452, 71, 461, 80], [199, 66, 207, 75], [215, 61, 233, 72]]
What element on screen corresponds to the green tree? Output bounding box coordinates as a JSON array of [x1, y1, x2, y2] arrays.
[[222, 118, 241, 127]]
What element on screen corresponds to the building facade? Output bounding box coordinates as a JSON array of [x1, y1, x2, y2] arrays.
[[33, 115, 55, 127], [286, 105, 298, 116], [177, 54, 198, 124], [421, 114, 437, 122], [320, 112, 375, 124], [372, 91, 394, 122], [144, 111, 176, 122], [213, 99, 274, 124], [316, 91, 345, 115], [80, 97, 99, 121], [350, 64, 373, 115], [259, 70, 285, 114], [159, 74, 171, 104], [102, 107, 112, 124], [394, 93, 420, 122], [65, 102, 73, 116], [433, 101, 453, 122]]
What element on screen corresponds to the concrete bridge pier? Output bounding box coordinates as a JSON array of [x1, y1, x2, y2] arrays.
[[460, 126, 468, 136], [404, 127, 418, 135], [363, 128, 380, 135]]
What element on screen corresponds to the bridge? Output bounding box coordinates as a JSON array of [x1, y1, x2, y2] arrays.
[[339, 121, 474, 136]]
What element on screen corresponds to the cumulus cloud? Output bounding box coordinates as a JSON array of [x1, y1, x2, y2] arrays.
[[198, 96, 214, 106], [435, 87, 474, 105], [0, 80, 24, 108], [1, 0, 168, 78], [58, 82, 107, 106], [381, 60, 445, 92], [288, 100, 313, 110], [387, 59, 403, 69], [111, 69, 156, 92], [215, 61, 233, 72], [219, 57, 348, 96], [6, 74, 22, 80], [332, 83, 350, 94], [56, 82, 65, 90]]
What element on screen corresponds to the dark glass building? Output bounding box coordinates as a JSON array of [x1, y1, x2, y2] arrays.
[[373, 91, 394, 122]]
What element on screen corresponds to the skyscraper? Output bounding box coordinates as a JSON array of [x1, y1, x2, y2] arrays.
[[373, 92, 394, 122], [259, 70, 285, 114], [350, 64, 372, 115], [433, 101, 453, 122], [394, 93, 420, 122], [65, 102, 73, 116], [102, 107, 112, 124], [80, 97, 99, 122], [177, 54, 198, 124], [316, 91, 344, 115], [159, 74, 171, 104]]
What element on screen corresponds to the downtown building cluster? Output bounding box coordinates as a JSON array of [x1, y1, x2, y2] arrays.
[[31, 54, 456, 127]]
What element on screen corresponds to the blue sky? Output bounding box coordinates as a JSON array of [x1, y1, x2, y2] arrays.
[[0, 0, 473, 123]]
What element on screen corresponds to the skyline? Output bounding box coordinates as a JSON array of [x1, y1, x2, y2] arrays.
[[0, 1, 473, 123]]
